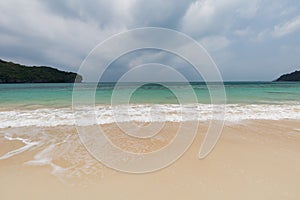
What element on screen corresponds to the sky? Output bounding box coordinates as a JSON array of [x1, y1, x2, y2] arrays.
[[0, 0, 300, 81]]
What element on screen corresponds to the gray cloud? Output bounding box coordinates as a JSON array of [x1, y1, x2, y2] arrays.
[[0, 0, 300, 81], [130, 0, 196, 28]]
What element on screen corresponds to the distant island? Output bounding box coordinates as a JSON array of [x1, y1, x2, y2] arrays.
[[275, 70, 300, 82], [0, 59, 82, 83]]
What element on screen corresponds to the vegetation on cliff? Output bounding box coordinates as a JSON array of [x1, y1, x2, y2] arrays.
[[275, 70, 300, 82], [0, 59, 82, 83]]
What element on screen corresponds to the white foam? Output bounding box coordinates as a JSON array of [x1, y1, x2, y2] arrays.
[[25, 144, 56, 166], [0, 135, 39, 160], [25, 143, 72, 178], [24, 136, 99, 179], [0, 104, 300, 128]]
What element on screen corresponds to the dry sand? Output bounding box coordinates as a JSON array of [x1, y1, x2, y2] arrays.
[[1, 120, 300, 200]]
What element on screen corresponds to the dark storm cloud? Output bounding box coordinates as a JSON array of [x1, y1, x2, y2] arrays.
[[0, 0, 300, 81], [41, 0, 117, 27]]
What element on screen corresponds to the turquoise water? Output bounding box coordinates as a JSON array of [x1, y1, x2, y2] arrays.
[[0, 82, 300, 108]]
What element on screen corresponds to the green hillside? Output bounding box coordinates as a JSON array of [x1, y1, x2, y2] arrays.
[[0, 59, 82, 83], [275, 70, 300, 82]]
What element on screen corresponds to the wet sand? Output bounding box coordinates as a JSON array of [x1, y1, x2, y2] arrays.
[[1, 120, 300, 200]]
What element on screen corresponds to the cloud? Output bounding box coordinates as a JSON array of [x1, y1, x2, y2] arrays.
[[41, 0, 135, 27], [234, 27, 255, 37], [179, 0, 261, 38], [199, 35, 231, 51], [272, 15, 300, 37], [130, 0, 195, 28], [0, 0, 300, 81], [0, 0, 128, 69]]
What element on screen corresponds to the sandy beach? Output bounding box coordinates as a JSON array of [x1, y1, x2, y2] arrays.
[[1, 120, 300, 200]]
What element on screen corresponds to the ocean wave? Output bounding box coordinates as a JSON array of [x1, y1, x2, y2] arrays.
[[0, 104, 300, 128]]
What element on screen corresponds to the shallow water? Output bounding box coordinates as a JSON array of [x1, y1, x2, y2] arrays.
[[0, 82, 300, 108], [0, 82, 300, 128]]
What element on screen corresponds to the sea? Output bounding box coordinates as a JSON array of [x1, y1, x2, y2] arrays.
[[1, 81, 300, 179], [0, 82, 300, 128]]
